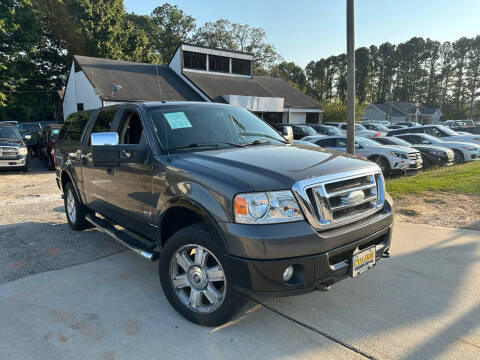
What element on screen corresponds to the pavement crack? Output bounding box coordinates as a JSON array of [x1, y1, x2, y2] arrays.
[[253, 299, 375, 359]]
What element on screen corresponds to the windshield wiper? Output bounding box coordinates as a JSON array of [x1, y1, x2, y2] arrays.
[[240, 139, 271, 146], [169, 141, 244, 151], [238, 132, 288, 144]]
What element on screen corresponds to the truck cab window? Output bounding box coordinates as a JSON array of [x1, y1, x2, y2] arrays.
[[119, 111, 144, 144]]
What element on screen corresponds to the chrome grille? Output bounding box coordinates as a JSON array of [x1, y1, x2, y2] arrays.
[[292, 169, 385, 230], [0, 146, 18, 159], [408, 152, 421, 160]]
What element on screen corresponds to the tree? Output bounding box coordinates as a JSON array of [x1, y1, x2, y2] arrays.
[[452, 37, 470, 117], [192, 19, 280, 72], [149, 4, 195, 63], [355, 47, 370, 103], [466, 36, 480, 118], [270, 61, 307, 91]]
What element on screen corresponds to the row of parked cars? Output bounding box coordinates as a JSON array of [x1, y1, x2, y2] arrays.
[[273, 121, 480, 175], [0, 120, 62, 172]]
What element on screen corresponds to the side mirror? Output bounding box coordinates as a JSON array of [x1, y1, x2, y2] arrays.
[[283, 126, 294, 144], [91, 132, 119, 146], [90, 132, 150, 167]]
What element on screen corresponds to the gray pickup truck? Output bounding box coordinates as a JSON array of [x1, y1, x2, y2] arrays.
[[55, 102, 393, 326], [0, 123, 30, 171]]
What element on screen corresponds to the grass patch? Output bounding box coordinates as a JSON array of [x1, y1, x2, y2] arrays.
[[386, 161, 480, 198]]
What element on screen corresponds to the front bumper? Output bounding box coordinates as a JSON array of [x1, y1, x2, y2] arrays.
[[0, 155, 28, 168], [221, 198, 394, 296]]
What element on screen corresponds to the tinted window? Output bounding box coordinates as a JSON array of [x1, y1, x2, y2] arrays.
[[0, 126, 20, 139], [17, 123, 41, 131], [92, 110, 116, 134], [333, 138, 347, 147], [209, 55, 229, 73], [183, 51, 206, 70], [64, 112, 92, 141], [315, 138, 334, 147], [231, 58, 251, 75], [118, 110, 144, 145]]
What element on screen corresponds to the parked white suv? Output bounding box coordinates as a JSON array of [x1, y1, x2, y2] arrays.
[[395, 133, 480, 164], [324, 122, 381, 138], [302, 135, 422, 174]]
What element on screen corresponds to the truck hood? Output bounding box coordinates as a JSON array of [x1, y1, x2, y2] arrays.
[[176, 144, 379, 191], [0, 139, 22, 147]]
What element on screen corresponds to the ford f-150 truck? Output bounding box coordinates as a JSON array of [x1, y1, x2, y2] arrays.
[[55, 102, 393, 326]]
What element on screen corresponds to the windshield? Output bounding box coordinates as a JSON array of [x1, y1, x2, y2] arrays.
[[17, 123, 41, 132], [296, 125, 317, 135], [355, 124, 367, 130], [0, 126, 21, 139], [419, 134, 445, 143], [356, 136, 380, 147], [388, 137, 411, 146], [148, 104, 286, 151], [326, 126, 341, 135], [375, 124, 389, 131], [435, 125, 458, 136]]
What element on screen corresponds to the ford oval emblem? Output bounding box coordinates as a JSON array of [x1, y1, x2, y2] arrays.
[[342, 190, 365, 206]]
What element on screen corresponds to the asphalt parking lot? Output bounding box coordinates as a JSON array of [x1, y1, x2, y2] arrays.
[[1, 159, 479, 359]]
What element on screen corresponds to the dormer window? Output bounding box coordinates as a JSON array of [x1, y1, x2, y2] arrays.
[[232, 58, 251, 76], [183, 51, 207, 71], [209, 55, 229, 73]]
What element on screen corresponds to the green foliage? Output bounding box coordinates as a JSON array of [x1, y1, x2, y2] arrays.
[[386, 161, 480, 198], [270, 61, 307, 90], [191, 19, 280, 72], [321, 102, 366, 123]]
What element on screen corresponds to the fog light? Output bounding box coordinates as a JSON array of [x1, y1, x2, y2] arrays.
[[283, 266, 294, 282]]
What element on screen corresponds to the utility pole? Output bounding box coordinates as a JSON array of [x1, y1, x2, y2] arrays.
[[346, 0, 355, 154]]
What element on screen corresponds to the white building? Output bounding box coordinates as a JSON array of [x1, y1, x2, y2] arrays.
[[63, 43, 323, 124]]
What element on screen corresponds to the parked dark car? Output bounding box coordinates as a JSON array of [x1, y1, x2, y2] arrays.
[[55, 102, 393, 326], [16, 122, 42, 156], [387, 125, 407, 130], [38, 124, 62, 170], [386, 124, 480, 145], [299, 123, 342, 136], [375, 136, 454, 168], [272, 123, 318, 139], [0, 123, 30, 171]]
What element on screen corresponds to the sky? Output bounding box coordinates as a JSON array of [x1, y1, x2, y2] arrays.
[[124, 0, 480, 67]]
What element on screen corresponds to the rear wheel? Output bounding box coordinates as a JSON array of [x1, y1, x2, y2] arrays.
[[159, 223, 248, 326], [47, 154, 55, 170], [64, 182, 90, 230], [453, 150, 464, 164]]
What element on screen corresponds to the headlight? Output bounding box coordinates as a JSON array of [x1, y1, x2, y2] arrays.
[[234, 190, 304, 224], [427, 150, 445, 156], [23, 135, 31, 140], [461, 145, 476, 151], [390, 151, 408, 159], [18, 146, 28, 155]]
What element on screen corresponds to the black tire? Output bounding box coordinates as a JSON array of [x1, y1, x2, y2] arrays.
[[453, 150, 464, 164], [374, 157, 390, 175], [47, 155, 55, 171], [63, 182, 90, 230], [159, 223, 248, 326]]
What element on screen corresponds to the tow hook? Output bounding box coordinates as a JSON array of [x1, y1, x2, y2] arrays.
[[382, 252, 391, 259]]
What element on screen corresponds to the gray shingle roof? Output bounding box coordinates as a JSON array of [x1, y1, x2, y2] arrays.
[[372, 103, 404, 117], [73, 55, 203, 102], [183, 72, 322, 109], [372, 102, 438, 116]]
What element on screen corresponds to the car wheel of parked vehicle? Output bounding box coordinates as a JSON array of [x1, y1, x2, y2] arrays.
[[453, 150, 464, 164], [159, 223, 248, 327], [47, 155, 55, 170], [64, 182, 90, 230], [374, 157, 390, 174]]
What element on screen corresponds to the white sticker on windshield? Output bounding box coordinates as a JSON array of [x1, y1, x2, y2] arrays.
[[164, 112, 192, 130]]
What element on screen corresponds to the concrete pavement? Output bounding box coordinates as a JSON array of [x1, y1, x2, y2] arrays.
[[0, 222, 479, 359]]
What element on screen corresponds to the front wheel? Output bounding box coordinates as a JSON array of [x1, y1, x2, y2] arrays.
[[453, 150, 464, 164], [64, 182, 90, 230], [159, 223, 248, 326], [374, 157, 390, 175]]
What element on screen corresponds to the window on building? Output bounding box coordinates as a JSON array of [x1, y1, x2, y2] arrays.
[[77, 103, 84, 112], [232, 58, 251, 75], [183, 51, 207, 70], [209, 55, 229, 73], [306, 113, 320, 124]]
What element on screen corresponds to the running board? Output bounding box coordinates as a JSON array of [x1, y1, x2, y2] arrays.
[[85, 214, 160, 261]]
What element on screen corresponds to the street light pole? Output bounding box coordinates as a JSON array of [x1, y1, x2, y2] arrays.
[[346, 0, 355, 154]]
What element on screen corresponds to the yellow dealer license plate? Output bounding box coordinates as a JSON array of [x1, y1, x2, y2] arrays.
[[351, 246, 376, 277]]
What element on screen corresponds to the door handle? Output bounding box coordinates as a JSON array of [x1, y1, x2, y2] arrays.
[[107, 168, 114, 175]]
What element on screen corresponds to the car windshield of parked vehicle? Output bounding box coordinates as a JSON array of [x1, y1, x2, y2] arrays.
[[435, 125, 459, 136], [326, 127, 341, 135], [296, 125, 317, 136], [374, 124, 390, 131], [148, 104, 287, 151], [356, 136, 380, 147], [355, 124, 367, 131], [0, 126, 21, 139], [387, 137, 412, 146], [416, 134, 445, 144], [17, 123, 41, 132]]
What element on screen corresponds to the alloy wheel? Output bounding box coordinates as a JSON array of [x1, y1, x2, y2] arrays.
[[170, 244, 226, 314], [66, 189, 76, 223]]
